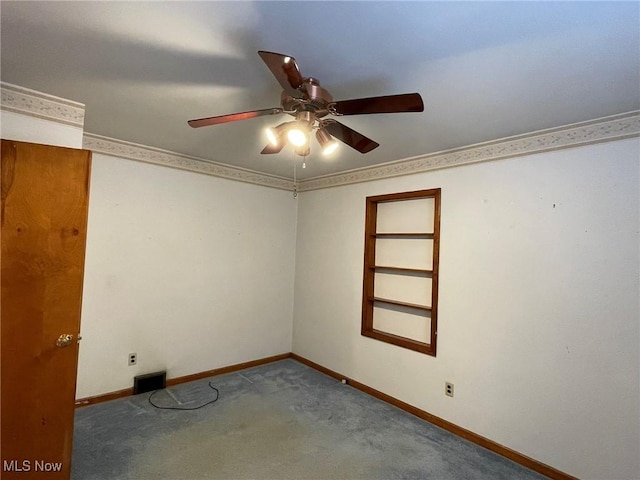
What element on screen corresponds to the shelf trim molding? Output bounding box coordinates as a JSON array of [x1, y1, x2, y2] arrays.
[[372, 296, 432, 311], [374, 232, 434, 238], [373, 265, 433, 274]]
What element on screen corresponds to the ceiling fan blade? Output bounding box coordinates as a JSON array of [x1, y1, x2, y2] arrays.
[[322, 120, 379, 154], [261, 142, 286, 154], [258, 51, 304, 98], [188, 108, 283, 128], [332, 93, 424, 116]]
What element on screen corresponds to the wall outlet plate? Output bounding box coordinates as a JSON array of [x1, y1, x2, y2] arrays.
[[445, 382, 454, 397], [128, 353, 137, 366]]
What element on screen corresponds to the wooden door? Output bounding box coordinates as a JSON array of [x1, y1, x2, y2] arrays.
[[1, 140, 91, 479]]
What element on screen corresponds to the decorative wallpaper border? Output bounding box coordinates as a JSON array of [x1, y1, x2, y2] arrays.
[[297, 111, 640, 192], [3, 80, 637, 192], [83, 133, 295, 191], [0, 82, 85, 127]]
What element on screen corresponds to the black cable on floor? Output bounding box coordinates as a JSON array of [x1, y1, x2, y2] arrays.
[[148, 382, 219, 410]]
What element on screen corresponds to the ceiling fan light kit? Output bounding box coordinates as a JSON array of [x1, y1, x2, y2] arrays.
[[316, 128, 338, 155], [188, 51, 424, 158], [287, 127, 308, 148], [265, 122, 291, 147], [295, 145, 311, 158]]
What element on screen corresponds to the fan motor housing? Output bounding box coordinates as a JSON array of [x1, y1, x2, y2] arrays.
[[303, 78, 333, 104], [281, 79, 333, 117]]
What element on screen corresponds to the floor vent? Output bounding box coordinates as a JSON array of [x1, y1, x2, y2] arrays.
[[134, 371, 167, 394]]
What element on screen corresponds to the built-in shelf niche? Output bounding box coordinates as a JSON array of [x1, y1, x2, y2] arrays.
[[361, 188, 441, 355]]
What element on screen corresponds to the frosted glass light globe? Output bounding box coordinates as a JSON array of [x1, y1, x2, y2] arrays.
[[287, 128, 307, 147]]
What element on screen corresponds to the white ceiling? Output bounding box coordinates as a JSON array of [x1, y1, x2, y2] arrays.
[[1, 1, 638, 180]]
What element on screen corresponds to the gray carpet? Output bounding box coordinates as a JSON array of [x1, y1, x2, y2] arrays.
[[72, 359, 546, 480]]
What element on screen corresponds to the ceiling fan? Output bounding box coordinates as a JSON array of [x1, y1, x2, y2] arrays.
[[188, 51, 424, 156]]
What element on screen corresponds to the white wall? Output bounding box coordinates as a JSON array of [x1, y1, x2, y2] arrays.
[[1, 110, 83, 148], [293, 138, 640, 480], [5, 92, 639, 478], [76, 153, 297, 398]]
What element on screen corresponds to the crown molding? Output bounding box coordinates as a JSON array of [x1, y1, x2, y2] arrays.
[[0, 82, 85, 128], [4, 78, 636, 193], [298, 111, 640, 192], [83, 133, 295, 191]]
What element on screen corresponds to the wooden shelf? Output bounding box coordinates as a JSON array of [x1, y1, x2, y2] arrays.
[[369, 329, 430, 348], [371, 265, 433, 275], [372, 232, 434, 238], [363, 329, 431, 354], [370, 296, 431, 312], [362, 188, 441, 357]]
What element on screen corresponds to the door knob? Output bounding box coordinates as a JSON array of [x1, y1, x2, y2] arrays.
[[56, 334, 74, 348]]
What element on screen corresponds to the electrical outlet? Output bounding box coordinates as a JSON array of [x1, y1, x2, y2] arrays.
[[445, 382, 454, 397], [128, 353, 137, 366]]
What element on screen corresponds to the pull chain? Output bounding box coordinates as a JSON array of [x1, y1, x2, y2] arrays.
[[292, 150, 298, 198]]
